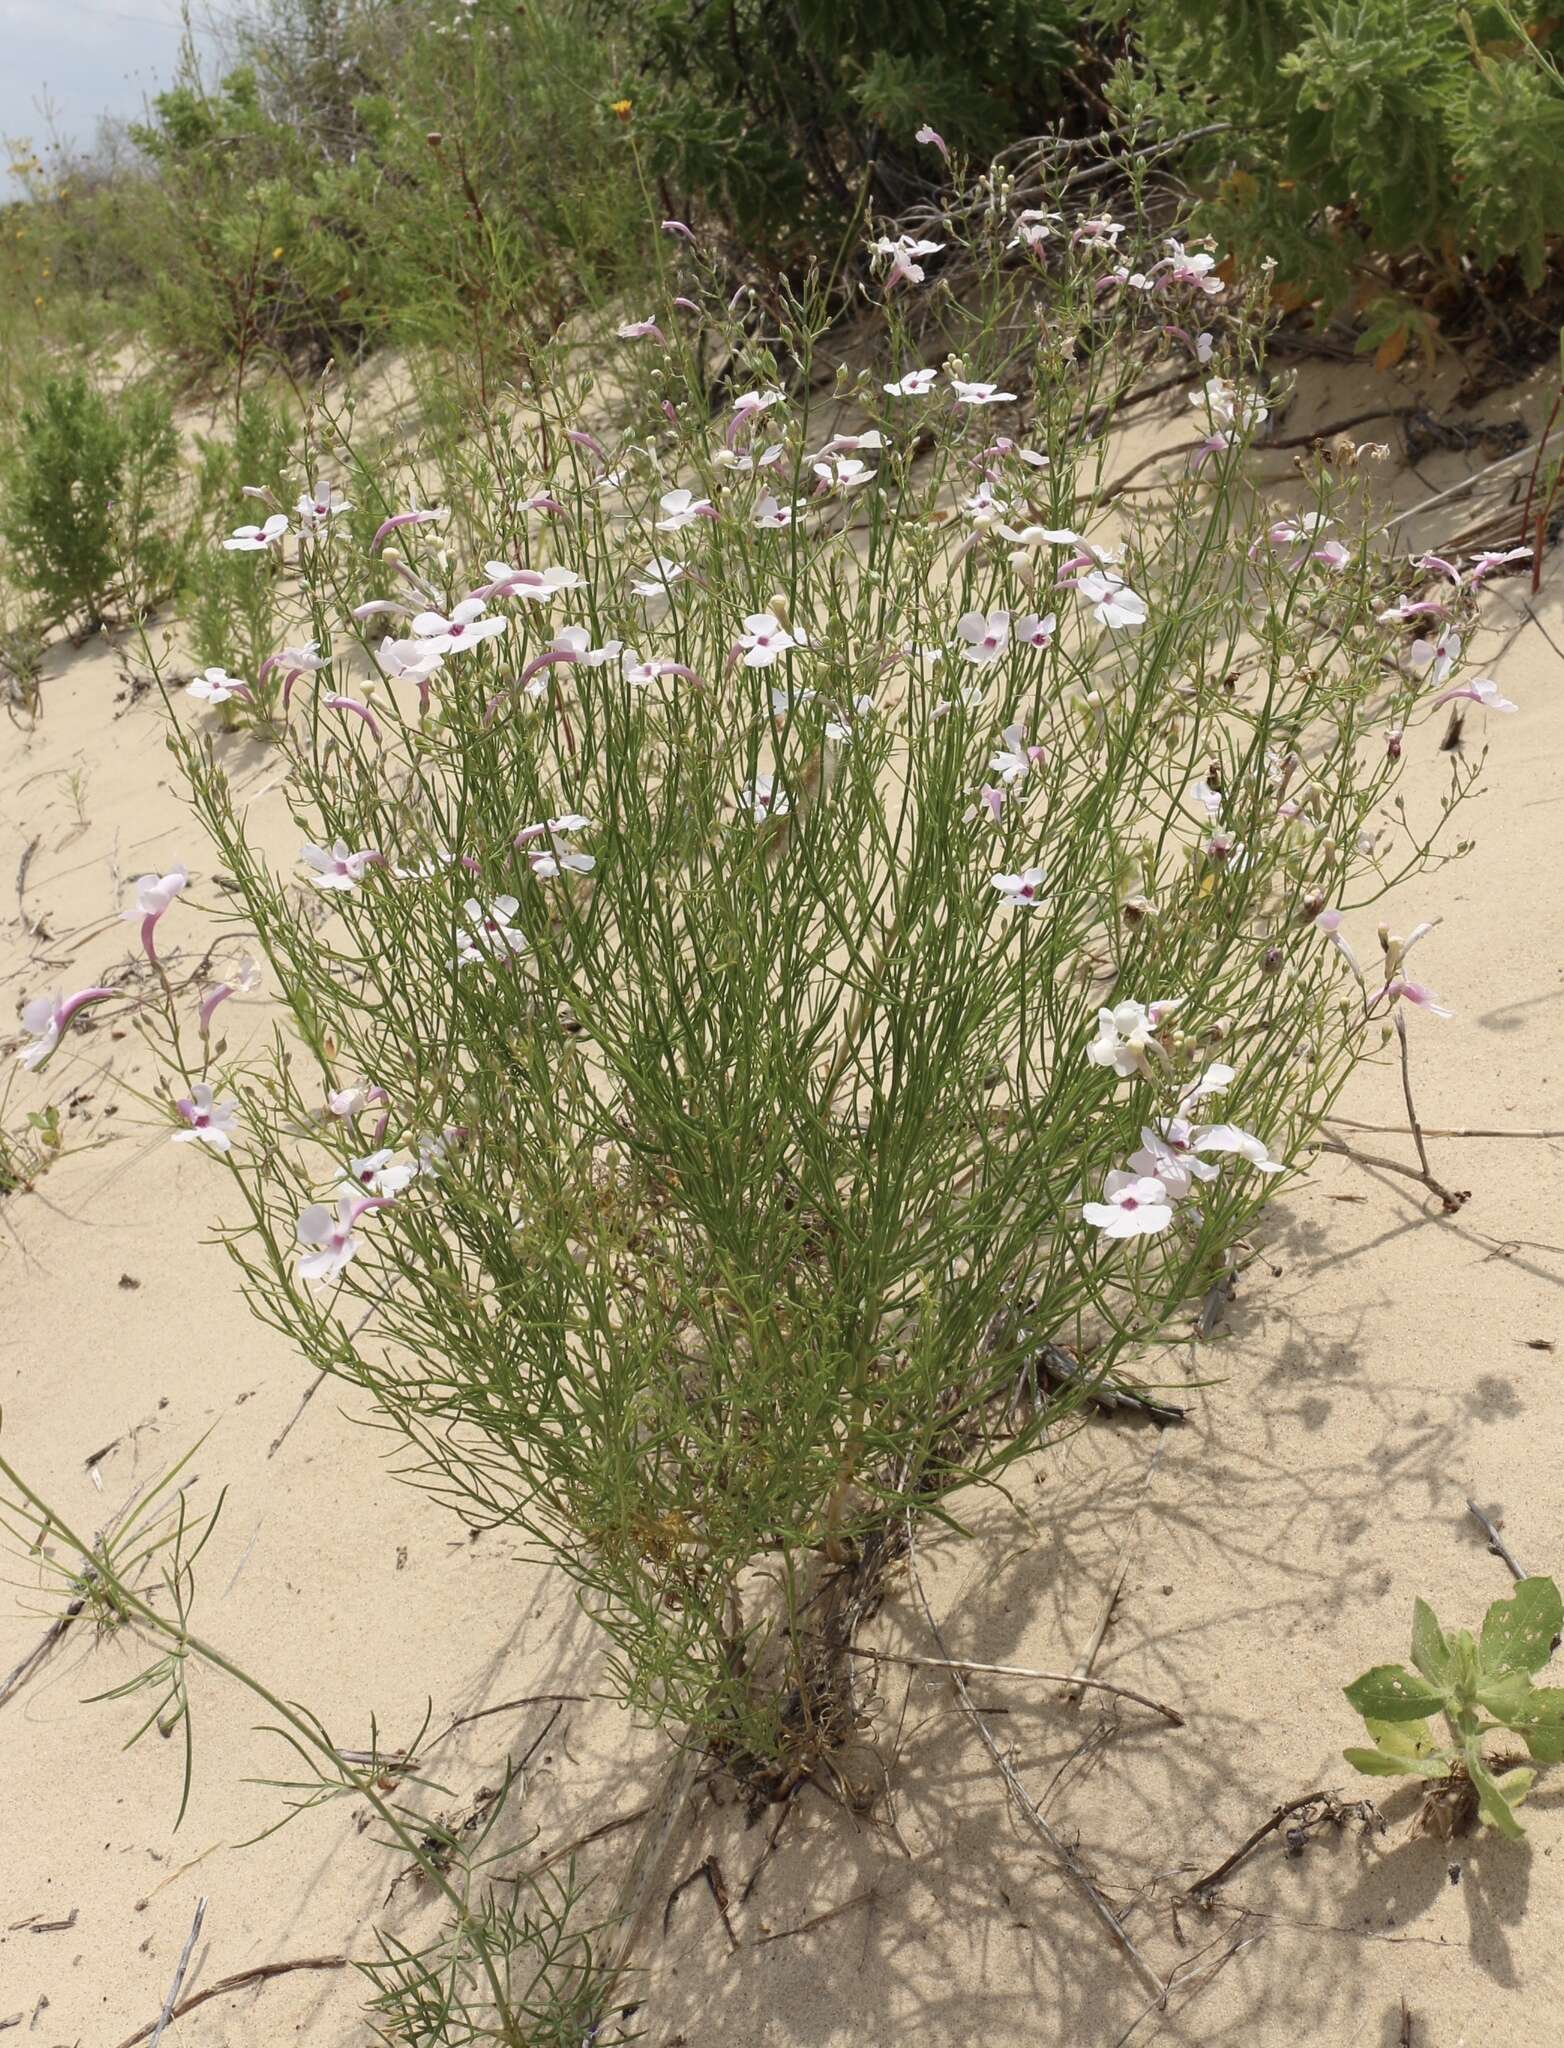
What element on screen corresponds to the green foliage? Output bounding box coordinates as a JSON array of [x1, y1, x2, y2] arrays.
[[599, 0, 1080, 254], [1113, 0, 1564, 300], [1345, 1578, 1564, 1837], [0, 371, 179, 632]]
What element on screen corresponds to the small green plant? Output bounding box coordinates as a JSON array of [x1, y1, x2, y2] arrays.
[[0, 370, 179, 634], [1344, 1577, 1564, 1839]]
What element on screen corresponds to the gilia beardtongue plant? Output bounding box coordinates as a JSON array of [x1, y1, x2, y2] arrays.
[[126, 167, 1496, 1788]]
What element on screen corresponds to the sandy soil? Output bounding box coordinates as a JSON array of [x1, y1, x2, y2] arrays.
[[2, 357, 1562, 2047]]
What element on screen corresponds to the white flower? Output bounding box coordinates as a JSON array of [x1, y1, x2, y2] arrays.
[[956, 610, 1010, 665], [736, 612, 798, 668], [738, 774, 790, 822], [1077, 569, 1147, 630], [812, 456, 876, 493], [300, 841, 375, 892], [1082, 1171, 1173, 1239], [824, 694, 876, 744], [223, 513, 289, 552], [172, 1083, 239, 1152], [458, 895, 528, 964], [989, 724, 1040, 785], [1128, 1121, 1219, 1200], [296, 479, 350, 529], [990, 866, 1047, 908], [656, 487, 714, 531], [296, 1194, 365, 1284], [883, 367, 938, 397], [631, 556, 687, 598], [1189, 778, 1223, 819], [482, 561, 584, 603], [186, 667, 250, 705], [378, 637, 445, 685], [950, 379, 1018, 407], [1086, 999, 1180, 1078], [753, 493, 795, 529], [1014, 612, 1056, 650], [1188, 1123, 1285, 1174], [347, 1148, 418, 1197], [129, 865, 189, 920], [409, 598, 508, 656]]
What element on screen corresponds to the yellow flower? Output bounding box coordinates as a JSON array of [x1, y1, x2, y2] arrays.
[[272, 245, 284, 260], [610, 97, 633, 121]]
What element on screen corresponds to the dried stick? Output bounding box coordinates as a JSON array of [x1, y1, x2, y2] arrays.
[[1329, 1116, 1564, 1141], [111, 1954, 348, 2048], [149, 1897, 207, 2048], [1184, 1791, 1333, 1899], [842, 1644, 1184, 1726], [1061, 1558, 1129, 1705], [1313, 1137, 1467, 1214], [1394, 1011, 1464, 1212], [267, 1370, 328, 1458], [1466, 1501, 1530, 1583], [904, 1514, 1166, 2003]]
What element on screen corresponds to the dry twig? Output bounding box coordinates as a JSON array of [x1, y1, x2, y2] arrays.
[[904, 1514, 1166, 2003], [842, 1645, 1184, 1725]]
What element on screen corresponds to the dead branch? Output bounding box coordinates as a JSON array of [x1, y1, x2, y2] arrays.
[[842, 1645, 1184, 1725], [111, 1954, 348, 2048], [904, 1514, 1166, 2004]]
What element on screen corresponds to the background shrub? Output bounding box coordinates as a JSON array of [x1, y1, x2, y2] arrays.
[[1, 371, 180, 632]]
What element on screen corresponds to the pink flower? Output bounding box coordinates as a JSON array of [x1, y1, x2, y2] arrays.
[[128, 864, 188, 965], [616, 317, 665, 342], [479, 561, 584, 604], [1082, 1171, 1173, 1239], [327, 1080, 388, 1119], [371, 507, 448, 553], [914, 122, 949, 159], [173, 1083, 238, 1152], [1014, 611, 1056, 649], [15, 987, 115, 1071], [198, 955, 261, 1037], [956, 610, 1010, 665], [661, 219, 694, 240], [1432, 676, 1516, 713], [324, 695, 383, 741], [1382, 976, 1454, 1020], [297, 1192, 378, 1285]]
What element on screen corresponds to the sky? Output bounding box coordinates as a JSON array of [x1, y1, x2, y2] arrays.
[[1, 0, 223, 192]]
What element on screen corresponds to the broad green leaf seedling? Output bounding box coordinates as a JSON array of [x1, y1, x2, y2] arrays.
[[1344, 1577, 1564, 1839]]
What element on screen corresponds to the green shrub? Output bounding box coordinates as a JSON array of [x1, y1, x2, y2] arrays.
[[1, 371, 180, 632], [602, 0, 1082, 255], [1114, 0, 1564, 301]]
